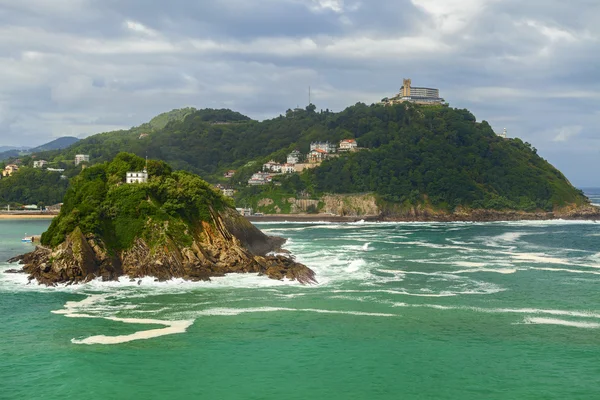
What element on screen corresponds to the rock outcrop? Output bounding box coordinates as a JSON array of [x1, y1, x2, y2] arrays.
[[9, 208, 316, 286]]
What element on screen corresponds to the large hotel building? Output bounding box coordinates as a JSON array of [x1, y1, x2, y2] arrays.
[[382, 79, 445, 105]]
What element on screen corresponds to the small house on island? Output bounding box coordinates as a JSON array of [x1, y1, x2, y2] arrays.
[[126, 170, 148, 184]]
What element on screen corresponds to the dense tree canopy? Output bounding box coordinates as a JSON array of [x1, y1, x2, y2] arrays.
[[42, 153, 232, 249], [2, 103, 587, 212]]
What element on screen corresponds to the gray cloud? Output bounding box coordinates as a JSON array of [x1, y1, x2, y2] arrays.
[[0, 0, 598, 186]]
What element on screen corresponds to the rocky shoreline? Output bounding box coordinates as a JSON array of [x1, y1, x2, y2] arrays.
[[246, 205, 600, 223], [6, 208, 317, 286]]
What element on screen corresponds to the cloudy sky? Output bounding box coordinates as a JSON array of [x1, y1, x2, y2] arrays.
[[1, 0, 599, 186]]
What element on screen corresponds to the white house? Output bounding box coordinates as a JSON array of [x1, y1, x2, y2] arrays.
[[262, 160, 282, 172], [287, 150, 302, 165], [75, 154, 90, 165], [310, 141, 336, 154], [308, 149, 327, 163], [47, 168, 65, 172], [126, 170, 148, 184], [33, 160, 48, 168], [339, 139, 358, 152]]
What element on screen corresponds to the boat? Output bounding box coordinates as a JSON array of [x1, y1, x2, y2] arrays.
[[21, 236, 33, 243]]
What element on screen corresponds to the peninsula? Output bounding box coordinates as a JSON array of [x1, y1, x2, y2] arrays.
[[8, 153, 316, 286], [2, 98, 598, 221]]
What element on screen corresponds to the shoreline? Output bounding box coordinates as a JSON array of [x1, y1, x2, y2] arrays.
[[246, 207, 600, 223], [0, 213, 57, 220], [246, 214, 381, 222]]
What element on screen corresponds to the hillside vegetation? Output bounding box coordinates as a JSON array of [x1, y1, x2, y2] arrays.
[[6, 103, 589, 213], [42, 152, 232, 249]]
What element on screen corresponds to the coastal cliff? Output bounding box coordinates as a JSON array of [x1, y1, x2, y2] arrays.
[[8, 153, 315, 286]]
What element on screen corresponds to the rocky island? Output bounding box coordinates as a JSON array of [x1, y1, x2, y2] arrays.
[[8, 153, 316, 286]]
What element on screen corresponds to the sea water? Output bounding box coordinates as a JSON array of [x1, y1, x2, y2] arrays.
[[1, 197, 600, 399]]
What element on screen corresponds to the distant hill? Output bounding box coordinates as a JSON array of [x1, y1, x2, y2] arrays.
[[0, 146, 28, 153], [29, 136, 79, 152], [0, 136, 79, 161]]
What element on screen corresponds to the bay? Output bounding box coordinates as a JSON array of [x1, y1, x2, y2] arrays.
[[1, 194, 600, 399]]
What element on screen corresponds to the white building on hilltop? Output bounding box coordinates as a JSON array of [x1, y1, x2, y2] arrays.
[[126, 169, 148, 184], [33, 160, 48, 168]]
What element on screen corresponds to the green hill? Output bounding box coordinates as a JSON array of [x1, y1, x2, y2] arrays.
[[9, 103, 591, 213]]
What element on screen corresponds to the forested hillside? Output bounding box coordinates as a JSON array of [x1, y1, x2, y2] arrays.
[[1, 102, 588, 212]]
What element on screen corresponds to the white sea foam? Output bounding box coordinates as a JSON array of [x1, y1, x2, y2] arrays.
[[511, 253, 576, 266], [52, 294, 195, 345], [72, 318, 194, 345], [362, 242, 371, 251], [520, 317, 600, 329], [451, 268, 518, 275], [528, 267, 600, 276], [452, 261, 487, 268], [392, 303, 600, 319], [194, 306, 396, 318]]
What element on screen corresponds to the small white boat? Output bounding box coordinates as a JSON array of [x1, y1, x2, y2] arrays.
[[21, 237, 33, 243]]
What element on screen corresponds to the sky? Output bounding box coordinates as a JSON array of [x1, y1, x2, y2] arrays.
[[0, 0, 599, 186]]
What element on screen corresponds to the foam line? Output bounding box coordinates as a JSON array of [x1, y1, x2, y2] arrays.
[[195, 307, 396, 318], [521, 317, 600, 329], [393, 303, 600, 319], [72, 318, 194, 345]]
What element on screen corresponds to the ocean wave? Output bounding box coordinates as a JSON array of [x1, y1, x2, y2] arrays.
[[520, 317, 600, 329]]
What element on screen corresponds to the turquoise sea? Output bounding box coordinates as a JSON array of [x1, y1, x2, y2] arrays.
[[1, 191, 600, 399]]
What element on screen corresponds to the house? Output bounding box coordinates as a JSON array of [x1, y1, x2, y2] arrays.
[[310, 141, 336, 154], [46, 203, 63, 212], [308, 149, 327, 163], [287, 150, 302, 165], [339, 139, 358, 152], [33, 160, 48, 168], [262, 160, 282, 172], [248, 172, 272, 185], [2, 164, 19, 177], [282, 163, 295, 174], [222, 188, 235, 197], [236, 207, 253, 216], [224, 170, 236, 178], [47, 168, 65, 172], [139, 133, 149, 139], [126, 170, 148, 184], [75, 154, 90, 166]]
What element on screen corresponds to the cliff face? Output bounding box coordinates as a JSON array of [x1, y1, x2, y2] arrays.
[[11, 207, 316, 286]]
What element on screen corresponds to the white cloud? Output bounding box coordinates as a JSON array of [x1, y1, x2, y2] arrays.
[[125, 20, 159, 37], [552, 126, 583, 142]]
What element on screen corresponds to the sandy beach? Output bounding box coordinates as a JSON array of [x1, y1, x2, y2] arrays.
[[0, 213, 57, 220]]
